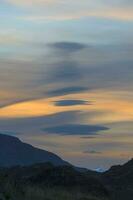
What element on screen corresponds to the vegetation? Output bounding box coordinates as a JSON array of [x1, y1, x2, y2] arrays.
[[0, 185, 109, 200], [0, 159, 133, 200], [0, 163, 109, 200]]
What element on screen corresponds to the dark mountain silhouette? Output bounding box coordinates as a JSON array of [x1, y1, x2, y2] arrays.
[[103, 158, 133, 200], [0, 134, 68, 167], [0, 134, 132, 200]]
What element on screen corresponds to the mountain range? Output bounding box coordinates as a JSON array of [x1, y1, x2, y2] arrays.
[[0, 133, 132, 200]]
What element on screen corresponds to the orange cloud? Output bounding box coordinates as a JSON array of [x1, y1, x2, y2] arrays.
[[0, 89, 133, 124]]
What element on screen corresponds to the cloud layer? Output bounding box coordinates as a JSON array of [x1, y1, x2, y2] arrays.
[[4, 0, 133, 21], [43, 124, 109, 135], [54, 100, 89, 107], [0, 1, 133, 169]]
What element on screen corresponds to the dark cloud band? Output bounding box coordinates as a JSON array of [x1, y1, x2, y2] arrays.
[[42, 124, 109, 135], [48, 42, 87, 53], [47, 86, 88, 97], [54, 100, 89, 106]]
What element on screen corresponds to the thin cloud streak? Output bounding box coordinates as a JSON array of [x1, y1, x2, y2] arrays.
[[18, 9, 133, 22]]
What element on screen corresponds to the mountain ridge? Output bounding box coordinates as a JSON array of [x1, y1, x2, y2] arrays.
[[0, 133, 69, 167]]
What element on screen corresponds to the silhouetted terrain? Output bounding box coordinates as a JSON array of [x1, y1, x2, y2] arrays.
[[103, 158, 133, 200], [0, 134, 68, 167], [0, 163, 109, 200], [0, 134, 132, 200]]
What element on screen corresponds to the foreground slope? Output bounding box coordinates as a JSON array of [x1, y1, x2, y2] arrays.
[[0, 163, 109, 200]]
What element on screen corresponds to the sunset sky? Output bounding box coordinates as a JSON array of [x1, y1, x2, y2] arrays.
[[0, 0, 133, 169]]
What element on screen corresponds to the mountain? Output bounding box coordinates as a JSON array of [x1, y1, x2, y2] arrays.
[[0, 133, 132, 200], [103, 158, 133, 200], [0, 134, 68, 167]]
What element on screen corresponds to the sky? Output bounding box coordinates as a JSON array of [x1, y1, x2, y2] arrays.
[[0, 0, 133, 170]]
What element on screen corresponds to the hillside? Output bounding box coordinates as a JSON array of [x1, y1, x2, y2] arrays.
[[0, 163, 109, 200], [103, 158, 133, 200], [0, 134, 68, 167]]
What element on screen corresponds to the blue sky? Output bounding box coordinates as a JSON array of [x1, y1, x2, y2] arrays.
[[0, 0, 133, 169]]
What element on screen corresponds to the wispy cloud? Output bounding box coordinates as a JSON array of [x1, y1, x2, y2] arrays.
[[5, 0, 133, 21], [18, 9, 133, 22], [47, 87, 88, 97]]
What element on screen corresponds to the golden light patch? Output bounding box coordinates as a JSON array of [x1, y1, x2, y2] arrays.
[[0, 97, 82, 118], [0, 90, 133, 125]]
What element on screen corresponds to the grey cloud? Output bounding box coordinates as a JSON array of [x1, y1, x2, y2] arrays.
[[44, 41, 87, 84], [80, 136, 96, 139], [50, 61, 82, 82], [54, 100, 89, 106], [0, 110, 108, 137], [42, 124, 109, 136], [26, 42, 133, 96], [0, 111, 83, 135], [102, 0, 133, 8], [47, 86, 88, 97], [40, 43, 133, 94], [117, 0, 133, 7], [48, 42, 87, 53], [83, 150, 102, 154]]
